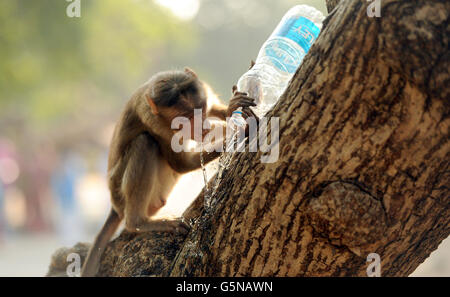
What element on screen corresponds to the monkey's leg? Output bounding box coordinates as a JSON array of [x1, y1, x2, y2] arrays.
[[122, 134, 190, 234]]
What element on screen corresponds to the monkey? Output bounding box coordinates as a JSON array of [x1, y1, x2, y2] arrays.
[[81, 67, 257, 277]]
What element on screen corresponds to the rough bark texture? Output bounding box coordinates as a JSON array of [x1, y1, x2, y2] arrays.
[[48, 0, 449, 277]]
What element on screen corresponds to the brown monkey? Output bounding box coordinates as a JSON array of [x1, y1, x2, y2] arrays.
[[81, 68, 256, 276]]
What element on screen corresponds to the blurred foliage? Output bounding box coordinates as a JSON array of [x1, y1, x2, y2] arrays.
[[0, 0, 196, 131]]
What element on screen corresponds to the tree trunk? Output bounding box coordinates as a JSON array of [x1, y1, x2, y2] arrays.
[[48, 0, 449, 277]]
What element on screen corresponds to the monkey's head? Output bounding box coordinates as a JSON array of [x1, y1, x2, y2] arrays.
[[145, 68, 209, 139]]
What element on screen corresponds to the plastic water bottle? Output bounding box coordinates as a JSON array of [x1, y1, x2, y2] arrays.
[[230, 5, 325, 126]]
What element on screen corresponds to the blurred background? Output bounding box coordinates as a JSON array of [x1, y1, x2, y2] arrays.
[[0, 0, 447, 276]]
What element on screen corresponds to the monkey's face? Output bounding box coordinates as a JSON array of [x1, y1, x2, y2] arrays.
[[182, 103, 208, 141], [160, 94, 208, 141], [176, 86, 208, 140]]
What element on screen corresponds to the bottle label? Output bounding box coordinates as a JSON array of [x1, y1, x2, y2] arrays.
[[264, 16, 320, 73], [276, 16, 320, 52]]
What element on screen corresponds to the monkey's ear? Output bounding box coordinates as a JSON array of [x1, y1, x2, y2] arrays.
[[184, 67, 198, 78], [249, 60, 255, 70], [146, 94, 159, 115]]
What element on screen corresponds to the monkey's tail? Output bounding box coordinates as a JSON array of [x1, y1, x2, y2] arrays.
[[81, 208, 121, 277]]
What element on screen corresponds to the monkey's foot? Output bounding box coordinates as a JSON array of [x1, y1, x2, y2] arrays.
[[128, 218, 190, 235]]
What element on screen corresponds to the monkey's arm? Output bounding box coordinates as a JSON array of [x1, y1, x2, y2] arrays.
[[149, 119, 221, 174], [207, 102, 228, 120], [207, 90, 258, 122]]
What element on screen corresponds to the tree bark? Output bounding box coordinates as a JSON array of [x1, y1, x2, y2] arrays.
[[48, 0, 449, 277], [326, 0, 340, 13]]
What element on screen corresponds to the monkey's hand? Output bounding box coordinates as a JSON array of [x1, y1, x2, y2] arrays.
[[227, 85, 258, 121]]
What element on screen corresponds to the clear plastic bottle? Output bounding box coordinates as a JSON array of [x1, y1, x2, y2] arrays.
[[230, 5, 325, 125]]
